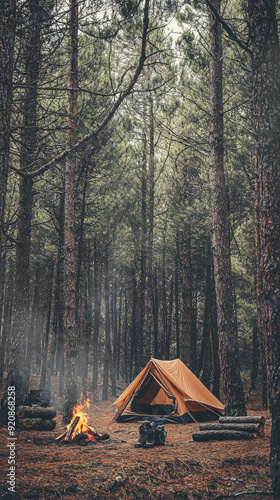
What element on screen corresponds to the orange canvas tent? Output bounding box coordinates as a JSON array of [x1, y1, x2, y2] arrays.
[[113, 358, 224, 423]]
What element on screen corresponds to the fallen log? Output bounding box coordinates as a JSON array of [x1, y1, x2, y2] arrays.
[[192, 430, 255, 442], [18, 418, 56, 431], [200, 423, 264, 437], [18, 406, 56, 420], [64, 416, 80, 442], [219, 416, 265, 425]]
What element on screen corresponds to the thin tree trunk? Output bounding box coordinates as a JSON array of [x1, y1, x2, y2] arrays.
[[102, 247, 111, 400], [175, 234, 180, 358], [63, 0, 79, 424], [145, 93, 155, 363], [92, 239, 101, 392], [79, 260, 88, 401], [250, 325, 259, 392], [138, 129, 147, 371], [181, 224, 193, 369], [198, 243, 212, 388], [255, 164, 267, 408], [208, 0, 246, 416], [0, 261, 13, 384], [122, 291, 129, 381], [117, 289, 122, 379], [23, 261, 40, 388], [153, 271, 159, 358], [44, 253, 59, 390], [166, 279, 174, 360], [130, 268, 137, 380]]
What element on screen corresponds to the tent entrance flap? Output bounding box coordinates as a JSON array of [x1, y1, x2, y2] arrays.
[[131, 376, 176, 416]]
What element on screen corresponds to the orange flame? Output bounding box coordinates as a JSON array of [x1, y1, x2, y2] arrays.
[[66, 398, 90, 439]]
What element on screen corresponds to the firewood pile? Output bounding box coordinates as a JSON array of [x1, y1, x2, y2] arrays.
[[192, 415, 266, 442], [18, 405, 57, 431]]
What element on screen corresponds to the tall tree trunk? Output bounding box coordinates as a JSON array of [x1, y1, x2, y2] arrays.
[[5, 0, 42, 409], [63, 0, 79, 424], [208, 0, 246, 416], [0, 0, 16, 341], [138, 129, 147, 371], [145, 93, 155, 363], [248, 1, 280, 496]]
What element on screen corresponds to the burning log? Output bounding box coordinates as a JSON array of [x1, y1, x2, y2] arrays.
[[18, 406, 56, 420], [192, 430, 255, 442], [55, 404, 110, 445], [88, 426, 110, 441], [55, 398, 110, 445], [64, 416, 80, 442], [19, 419, 56, 431]]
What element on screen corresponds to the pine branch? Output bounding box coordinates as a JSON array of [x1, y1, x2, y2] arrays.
[[11, 0, 150, 179], [204, 0, 252, 55]]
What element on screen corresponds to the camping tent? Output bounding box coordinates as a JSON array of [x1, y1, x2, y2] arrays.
[[113, 358, 224, 423]]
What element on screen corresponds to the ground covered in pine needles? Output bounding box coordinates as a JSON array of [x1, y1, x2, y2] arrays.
[[0, 378, 272, 500]]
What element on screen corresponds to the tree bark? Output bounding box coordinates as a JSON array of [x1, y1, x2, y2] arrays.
[[0, 0, 16, 338], [102, 246, 112, 400], [255, 176, 267, 408], [208, 0, 246, 416], [181, 224, 193, 369], [63, 0, 79, 424], [145, 92, 155, 363], [198, 243, 213, 388], [248, 1, 280, 496], [138, 128, 148, 371], [92, 239, 101, 392], [5, 0, 42, 409]]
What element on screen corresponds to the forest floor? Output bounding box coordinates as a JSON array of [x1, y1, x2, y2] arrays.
[[0, 375, 272, 500]]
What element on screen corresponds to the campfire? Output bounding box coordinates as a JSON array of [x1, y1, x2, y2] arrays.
[[55, 400, 109, 445]]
